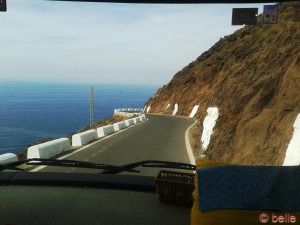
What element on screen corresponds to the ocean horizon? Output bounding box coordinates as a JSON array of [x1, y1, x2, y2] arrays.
[[0, 81, 159, 155]]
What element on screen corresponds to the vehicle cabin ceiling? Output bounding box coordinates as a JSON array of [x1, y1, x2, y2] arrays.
[[49, 0, 297, 3]]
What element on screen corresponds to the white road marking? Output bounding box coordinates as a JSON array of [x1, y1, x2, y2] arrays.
[[185, 120, 197, 165], [29, 120, 148, 172], [30, 165, 47, 172]]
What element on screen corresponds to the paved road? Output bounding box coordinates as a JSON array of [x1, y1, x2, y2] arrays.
[[35, 114, 195, 176]]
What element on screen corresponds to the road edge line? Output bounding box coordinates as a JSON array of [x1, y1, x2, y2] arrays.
[[185, 120, 197, 165]]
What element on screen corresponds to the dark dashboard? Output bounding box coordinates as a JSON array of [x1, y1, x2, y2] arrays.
[[0, 171, 191, 225]]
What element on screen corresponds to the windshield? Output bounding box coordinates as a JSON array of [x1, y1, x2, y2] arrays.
[[0, 1, 299, 176]]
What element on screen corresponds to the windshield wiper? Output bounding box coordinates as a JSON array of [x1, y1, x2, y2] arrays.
[[0, 158, 139, 173], [0, 159, 195, 174], [102, 160, 196, 174]]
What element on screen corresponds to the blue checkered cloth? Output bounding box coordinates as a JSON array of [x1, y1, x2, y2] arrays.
[[198, 166, 300, 212]]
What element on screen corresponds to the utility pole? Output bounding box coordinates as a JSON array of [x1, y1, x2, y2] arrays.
[[90, 86, 94, 126]]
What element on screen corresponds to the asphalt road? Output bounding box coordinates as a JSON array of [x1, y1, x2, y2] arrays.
[[34, 114, 195, 176]]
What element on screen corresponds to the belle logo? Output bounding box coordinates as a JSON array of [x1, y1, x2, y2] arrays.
[[259, 213, 297, 223]]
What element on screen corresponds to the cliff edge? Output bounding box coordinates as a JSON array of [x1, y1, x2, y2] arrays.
[[145, 3, 300, 165]]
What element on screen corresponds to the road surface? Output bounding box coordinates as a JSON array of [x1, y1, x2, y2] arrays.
[[34, 114, 195, 176]]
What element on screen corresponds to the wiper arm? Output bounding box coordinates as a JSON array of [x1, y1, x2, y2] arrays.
[[0, 158, 139, 173], [0, 159, 194, 174], [0, 160, 25, 171], [102, 160, 196, 174]]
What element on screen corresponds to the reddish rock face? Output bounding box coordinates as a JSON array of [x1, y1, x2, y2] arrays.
[[145, 3, 300, 166]]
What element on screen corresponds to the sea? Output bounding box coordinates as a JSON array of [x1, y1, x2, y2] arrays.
[[0, 81, 159, 155]]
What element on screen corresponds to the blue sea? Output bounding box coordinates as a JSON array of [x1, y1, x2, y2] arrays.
[[0, 81, 159, 155]]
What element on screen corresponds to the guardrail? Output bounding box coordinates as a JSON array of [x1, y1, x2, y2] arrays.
[[27, 138, 71, 159]]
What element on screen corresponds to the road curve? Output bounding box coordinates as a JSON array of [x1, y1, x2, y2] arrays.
[[36, 114, 195, 176]]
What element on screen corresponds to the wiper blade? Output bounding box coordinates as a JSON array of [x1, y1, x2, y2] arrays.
[[0, 160, 25, 171], [0, 158, 139, 173], [0, 159, 195, 174], [102, 160, 196, 174]]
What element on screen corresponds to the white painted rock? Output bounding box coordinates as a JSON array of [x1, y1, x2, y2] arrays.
[[283, 114, 300, 166], [201, 107, 219, 152], [172, 103, 178, 115], [189, 105, 200, 118]]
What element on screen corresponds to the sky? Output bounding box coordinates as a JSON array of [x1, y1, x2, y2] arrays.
[[0, 0, 265, 85]]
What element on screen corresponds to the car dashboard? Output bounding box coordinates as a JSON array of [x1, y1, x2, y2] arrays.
[[0, 171, 191, 225]]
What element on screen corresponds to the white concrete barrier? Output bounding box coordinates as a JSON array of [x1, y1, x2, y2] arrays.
[[125, 119, 134, 127], [0, 153, 18, 164], [189, 105, 200, 118], [114, 112, 129, 117], [133, 117, 141, 124], [114, 108, 142, 117], [27, 138, 71, 159], [97, 125, 115, 138], [283, 114, 300, 166], [72, 130, 97, 147], [201, 107, 219, 152], [172, 103, 178, 115], [140, 115, 146, 121], [113, 121, 127, 131]]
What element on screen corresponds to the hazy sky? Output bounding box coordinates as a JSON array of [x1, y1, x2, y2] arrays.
[[0, 1, 265, 85]]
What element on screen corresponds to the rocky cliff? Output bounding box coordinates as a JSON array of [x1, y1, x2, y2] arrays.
[[145, 3, 300, 165]]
